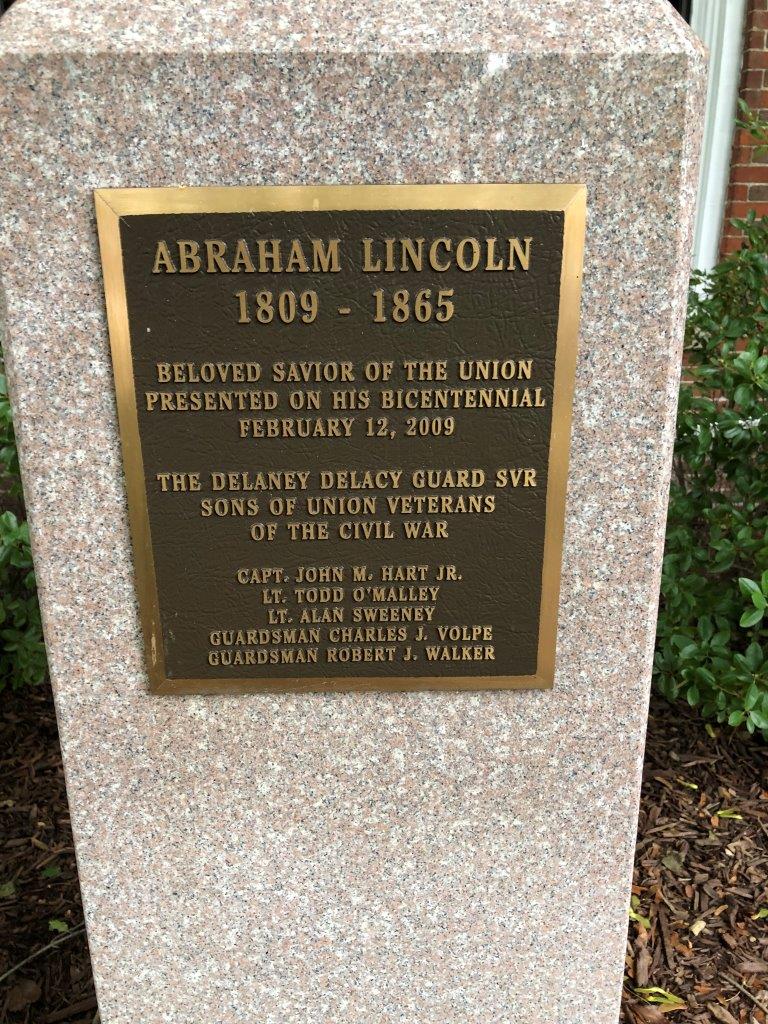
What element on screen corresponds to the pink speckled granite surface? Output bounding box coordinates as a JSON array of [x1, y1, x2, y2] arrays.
[[0, 2, 705, 1022]]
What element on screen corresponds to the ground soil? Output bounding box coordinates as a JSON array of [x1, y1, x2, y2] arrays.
[[0, 688, 93, 1024], [1, 687, 766, 1023], [622, 699, 768, 1024]]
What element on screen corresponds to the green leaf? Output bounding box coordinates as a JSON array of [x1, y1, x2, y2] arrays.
[[697, 616, 714, 642], [745, 682, 761, 711], [48, 919, 69, 933], [739, 577, 762, 600], [0, 880, 16, 898], [745, 642, 764, 671], [734, 383, 752, 406], [634, 987, 685, 1008], [740, 607, 764, 628], [628, 902, 651, 929], [41, 864, 62, 879]]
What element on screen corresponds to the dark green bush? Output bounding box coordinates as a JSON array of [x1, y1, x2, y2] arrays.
[[654, 189, 768, 737], [0, 363, 47, 691]]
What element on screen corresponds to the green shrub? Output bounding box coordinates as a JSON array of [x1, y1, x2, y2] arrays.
[[0, 363, 47, 691], [0, 361, 20, 498], [654, 196, 768, 737]]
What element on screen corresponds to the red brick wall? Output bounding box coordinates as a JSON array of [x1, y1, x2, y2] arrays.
[[721, 0, 768, 255]]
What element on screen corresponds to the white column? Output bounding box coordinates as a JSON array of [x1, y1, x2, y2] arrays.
[[690, 0, 748, 271]]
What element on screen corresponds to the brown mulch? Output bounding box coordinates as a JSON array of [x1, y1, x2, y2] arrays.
[[0, 688, 94, 1024], [622, 700, 768, 1024], [1, 687, 766, 1023]]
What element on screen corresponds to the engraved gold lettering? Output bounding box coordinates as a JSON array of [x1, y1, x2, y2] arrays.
[[231, 239, 256, 273], [177, 240, 202, 273], [455, 237, 481, 271], [428, 237, 451, 271], [312, 239, 340, 273], [257, 239, 282, 273], [400, 237, 424, 271], [484, 237, 505, 271], [284, 240, 309, 273], [152, 240, 176, 274], [205, 240, 230, 273], [361, 238, 380, 272], [509, 237, 532, 270]]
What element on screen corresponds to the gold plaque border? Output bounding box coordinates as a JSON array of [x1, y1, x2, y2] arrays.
[[94, 184, 586, 695]]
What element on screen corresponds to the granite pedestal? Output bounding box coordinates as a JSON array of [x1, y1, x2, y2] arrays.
[[0, 2, 705, 1022]]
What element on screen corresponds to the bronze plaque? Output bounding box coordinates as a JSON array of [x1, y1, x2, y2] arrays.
[[95, 185, 585, 694]]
